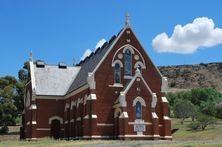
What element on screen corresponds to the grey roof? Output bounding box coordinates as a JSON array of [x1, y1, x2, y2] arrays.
[[33, 64, 80, 96], [67, 34, 119, 93]]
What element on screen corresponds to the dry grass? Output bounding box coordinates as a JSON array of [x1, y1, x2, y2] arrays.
[[1, 119, 222, 146]]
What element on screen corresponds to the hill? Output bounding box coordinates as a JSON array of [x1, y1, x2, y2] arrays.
[[158, 62, 222, 92]]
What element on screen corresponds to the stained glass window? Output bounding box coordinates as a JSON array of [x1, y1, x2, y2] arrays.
[[114, 63, 121, 83], [135, 101, 142, 119], [124, 49, 132, 75]]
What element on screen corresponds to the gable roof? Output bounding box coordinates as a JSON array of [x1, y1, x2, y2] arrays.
[[67, 29, 124, 94], [33, 64, 80, 96]]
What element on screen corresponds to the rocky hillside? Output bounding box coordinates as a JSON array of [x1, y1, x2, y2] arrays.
[[158, 62, 222, 92]]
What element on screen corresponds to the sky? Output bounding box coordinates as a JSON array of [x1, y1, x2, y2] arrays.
[[0, 0, 222, 78]]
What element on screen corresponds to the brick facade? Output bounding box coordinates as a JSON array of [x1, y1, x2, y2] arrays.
[[21, 24, 172, 140]]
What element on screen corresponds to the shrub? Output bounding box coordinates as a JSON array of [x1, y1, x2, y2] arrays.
[[188, 122, 200, 130], [0, 125, 9, 134], [169, 82, 176, 87]]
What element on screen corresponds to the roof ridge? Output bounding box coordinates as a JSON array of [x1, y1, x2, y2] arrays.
[[66, 29, 122, 94]]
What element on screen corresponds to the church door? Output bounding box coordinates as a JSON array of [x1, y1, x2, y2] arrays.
[[50, 119, 60, 139]]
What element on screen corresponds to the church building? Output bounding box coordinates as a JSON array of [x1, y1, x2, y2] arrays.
[[21, 16, 172, 140]]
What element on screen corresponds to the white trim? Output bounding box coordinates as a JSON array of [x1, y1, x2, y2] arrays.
[[128, 121, 152, 125], [97, 123, 114, 126], [36, 128, 50, 131], [84, 94, 87, 105], [76, 117, 81, 121], [64, 103, 70, 112], [70, 100, 76, 110], [118, 71, 156, 108], [32, 121, 37, 125], [87, 94, 97, 100], [91, 114, 97, 119], [35, 95, 64, 100], [108, 83, 123, 87], [49, 116, 63, 124], [111, 44, 146, 70], [84, 115, 89, 119], [118, 134, 160, 138], [123, 46, 135, 54], [119, 112, 128, 118], [160, 136, 173, 139], [152, 93, 157, 108], [114, 108, 122, 118], [134, 61, 145, 69], [27, 138, 38, 140], [92, 27, 127, 75], [112, 59, 123, 67], [161, 77, 168, 92], [83, 136, 113, 139], [161, 97, 168, 103], [133, 96, 146, 107], [158, 124, 163, 127], [87, 72, 96, 90], [129, 28, 163, 79], [163, 116, 171, 120], [29, 104, 37, 110], [64, 121, 68, 124], [124, 75, 133, 79], [29, 61, 36, 100], [65, 84, 89, 98], [152, 112, 158, 119], [76, 97, 83, 108]]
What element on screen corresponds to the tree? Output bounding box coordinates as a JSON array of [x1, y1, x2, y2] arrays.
[[14, 64, 28, 114], [0, 76, 18, 133], [173, 99, 196, 124], [196, 113, 216, 130]]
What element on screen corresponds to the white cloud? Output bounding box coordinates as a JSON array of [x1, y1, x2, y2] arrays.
[[152, 17, 222, 54], [95, 38, 106, 50], [80, 49, 92, 61]]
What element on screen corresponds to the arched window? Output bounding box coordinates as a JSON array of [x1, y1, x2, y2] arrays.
[[124, 49, 132, 75], [135, 101, 142, 119], [114, 63, 121, 83]]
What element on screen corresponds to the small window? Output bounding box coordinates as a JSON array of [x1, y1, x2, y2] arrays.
[[114, 63, 121, 83], [124, 49, 132, 75], [135, 101, 142, 119]]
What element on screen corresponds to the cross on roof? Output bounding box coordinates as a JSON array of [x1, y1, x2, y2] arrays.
[[29, 51, 33, 61], [125, 13, 130, 27]]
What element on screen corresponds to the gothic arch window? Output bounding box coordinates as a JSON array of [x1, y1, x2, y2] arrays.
[[135, 101, 142, 119], [114, 63, 121, 83], [124, 49, 132, 75]]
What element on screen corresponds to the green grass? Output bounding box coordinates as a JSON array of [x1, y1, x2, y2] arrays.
[[172, 118, 222, 140]]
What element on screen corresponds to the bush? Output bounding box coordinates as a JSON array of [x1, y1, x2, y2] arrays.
[[188, 122, 200, 130], [169, 82, 176, 87], [0, 125, 9, 134]]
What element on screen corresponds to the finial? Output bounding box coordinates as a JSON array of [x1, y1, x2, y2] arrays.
[[125, 12, 130, 27], [73, 58, 76, 66], [136, 67, 141, 75], [29, 51, 33, 61]]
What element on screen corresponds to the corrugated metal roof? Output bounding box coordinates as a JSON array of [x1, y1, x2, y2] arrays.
[[34, 64, 80, 96]]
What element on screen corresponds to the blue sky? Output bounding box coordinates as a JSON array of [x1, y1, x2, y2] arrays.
[[0, 0, 222, 78]]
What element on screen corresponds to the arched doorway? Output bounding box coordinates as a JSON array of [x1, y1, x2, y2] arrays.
[[50, 119, 60, 139]]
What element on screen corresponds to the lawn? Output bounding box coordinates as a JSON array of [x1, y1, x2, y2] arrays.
[[172, 118, 222, 141], [0, 118, 222, 147]]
